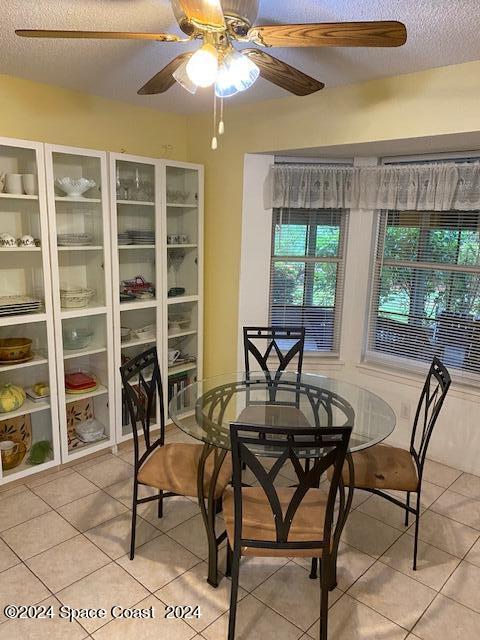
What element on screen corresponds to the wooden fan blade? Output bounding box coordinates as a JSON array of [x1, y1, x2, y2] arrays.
[[16, 29, 182, 42], [248, 21, 407, 48], [177, 0, 225, 29], [242, 49, 324, 96], [138, 53, 192, 95]]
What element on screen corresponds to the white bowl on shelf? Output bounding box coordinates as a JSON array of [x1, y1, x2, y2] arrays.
[[75, 418, 105, 443], [55, 177, 96, 198], [136, 324, 155, 340]]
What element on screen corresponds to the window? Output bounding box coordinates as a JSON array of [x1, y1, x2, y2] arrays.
[[269, 208, 348, 353], [366, 208, 480, 379]]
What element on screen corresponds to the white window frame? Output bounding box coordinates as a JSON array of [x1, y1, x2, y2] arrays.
[[268, 206, 349, 355], [363, 152, 480, 384]]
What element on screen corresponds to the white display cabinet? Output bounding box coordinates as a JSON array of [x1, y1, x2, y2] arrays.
[[0, 137, 204, 482], [0, 137, 60, 484], [163, 162, 204, 422], [110, 153, 163, 442], [45, 145, 115, 462], [110, 156, 203, 439]]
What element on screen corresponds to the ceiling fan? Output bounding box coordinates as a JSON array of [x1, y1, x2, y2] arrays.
[[16, 0, 407, 98], [16, 0, 407, 148]]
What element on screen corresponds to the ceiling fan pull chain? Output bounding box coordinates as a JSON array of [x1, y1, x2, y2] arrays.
[[218, 98, 225, 135], [211, 89, 218, 150]]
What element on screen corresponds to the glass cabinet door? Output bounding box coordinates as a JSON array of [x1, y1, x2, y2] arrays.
[[110, 154, 162, 442], [45, 145, 115, 462], [165, 163, 203, 423], [0, 138, 60, 484]]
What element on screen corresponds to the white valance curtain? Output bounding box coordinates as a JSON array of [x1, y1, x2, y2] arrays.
[[264, 162, 480, 211]]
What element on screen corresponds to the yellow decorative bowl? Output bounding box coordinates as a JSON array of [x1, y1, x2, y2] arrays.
[[0, 338, 32, 362]]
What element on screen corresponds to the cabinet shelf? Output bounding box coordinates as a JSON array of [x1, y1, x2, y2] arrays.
[[65, 384, 108, 404], [166, 203, 198, 208], [68, 433, 109, 456], [58, 246, 103, 252], [55, 196, 101, 203], [168, 329, 197, 340], [168, 362, 197, 376], [118, 245, 155, 250], [63, 346, 107, 360], [2, 456, 55, 480], [117, 200, 155, 207], [119, 299, 156, 311], [0, 398, 50, 421], [167, 295, 199, 305], [0, 354, 48, 373], [167, 244, 197, 249], [0, 193, 38, 201], [121, 336, 157, 349], [61, 305, 107, 319], [0, 247, 41, 252], [0, 313, 47, 328]]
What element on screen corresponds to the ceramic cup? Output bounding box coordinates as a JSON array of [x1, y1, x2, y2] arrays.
[[0, 440, 27, 471], [0, 233, 17, 247], [22, 174, 38, 196], [5, 174, 24, 195], [0, 173, 6, 193], [178, 234, 189, 244], [167, 234, 179, 244], [168, 349, 181, 364], [18, 234, 35, 247]]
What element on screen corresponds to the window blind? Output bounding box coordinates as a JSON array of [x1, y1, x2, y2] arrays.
[[268, 208, 348, 353], [366, 208, 480, 380]]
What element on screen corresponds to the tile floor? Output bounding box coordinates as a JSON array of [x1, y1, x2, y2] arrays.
[[1, 426, 480, 639]]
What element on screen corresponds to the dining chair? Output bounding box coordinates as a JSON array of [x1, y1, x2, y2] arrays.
[[340, 356, 451, 570], [243, 325, 305, 376], [120, 346, 232, 561], [241, 326, 308, 427], [224, 422, 352, 640]]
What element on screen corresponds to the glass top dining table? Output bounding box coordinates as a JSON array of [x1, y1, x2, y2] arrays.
[[168, 370, 396, 453], [168, 370, 396, 588]]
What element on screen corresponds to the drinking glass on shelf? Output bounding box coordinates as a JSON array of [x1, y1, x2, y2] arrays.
[[119, 178, 134, 200], [138, 180, 154, 202]]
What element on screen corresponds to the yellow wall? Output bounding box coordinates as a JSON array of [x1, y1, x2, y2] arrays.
[[2, 62, 480, 379], [0, 74, 188, 159], [186, 60, 480, 376]]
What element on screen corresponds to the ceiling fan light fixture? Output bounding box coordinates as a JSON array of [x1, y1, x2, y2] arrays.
[[215, 63, 240, 98], [172, 57, 198, 94], [186, 43, 219, 87], [215, 48, 259, 97]]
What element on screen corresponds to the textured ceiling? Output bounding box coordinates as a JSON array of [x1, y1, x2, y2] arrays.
[[2, 0, 480, 114]]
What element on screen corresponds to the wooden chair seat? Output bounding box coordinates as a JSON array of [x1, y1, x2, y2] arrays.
[[223, 485, 328, 557], [236, 404, 311, 428], [342, 444, 419, 492], [138, 443, 232, 499]]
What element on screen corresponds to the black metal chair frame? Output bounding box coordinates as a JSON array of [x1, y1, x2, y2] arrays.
[[120, 346, 177, 560], [195, 375, 357, 588], [243, 326, 306, 458], [356, 356, 451, 570], [243, 326, 305, 393], [226, 422, 352, 640]]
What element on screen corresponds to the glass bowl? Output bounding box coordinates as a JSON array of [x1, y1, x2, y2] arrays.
[[63, 328, 94, 350]]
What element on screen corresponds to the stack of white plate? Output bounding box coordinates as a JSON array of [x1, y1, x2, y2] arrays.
[[57, 233, 93, 246], [118, 232, 132, 245], [0, 295, 42, 316], [129, 230, 155, 245]]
